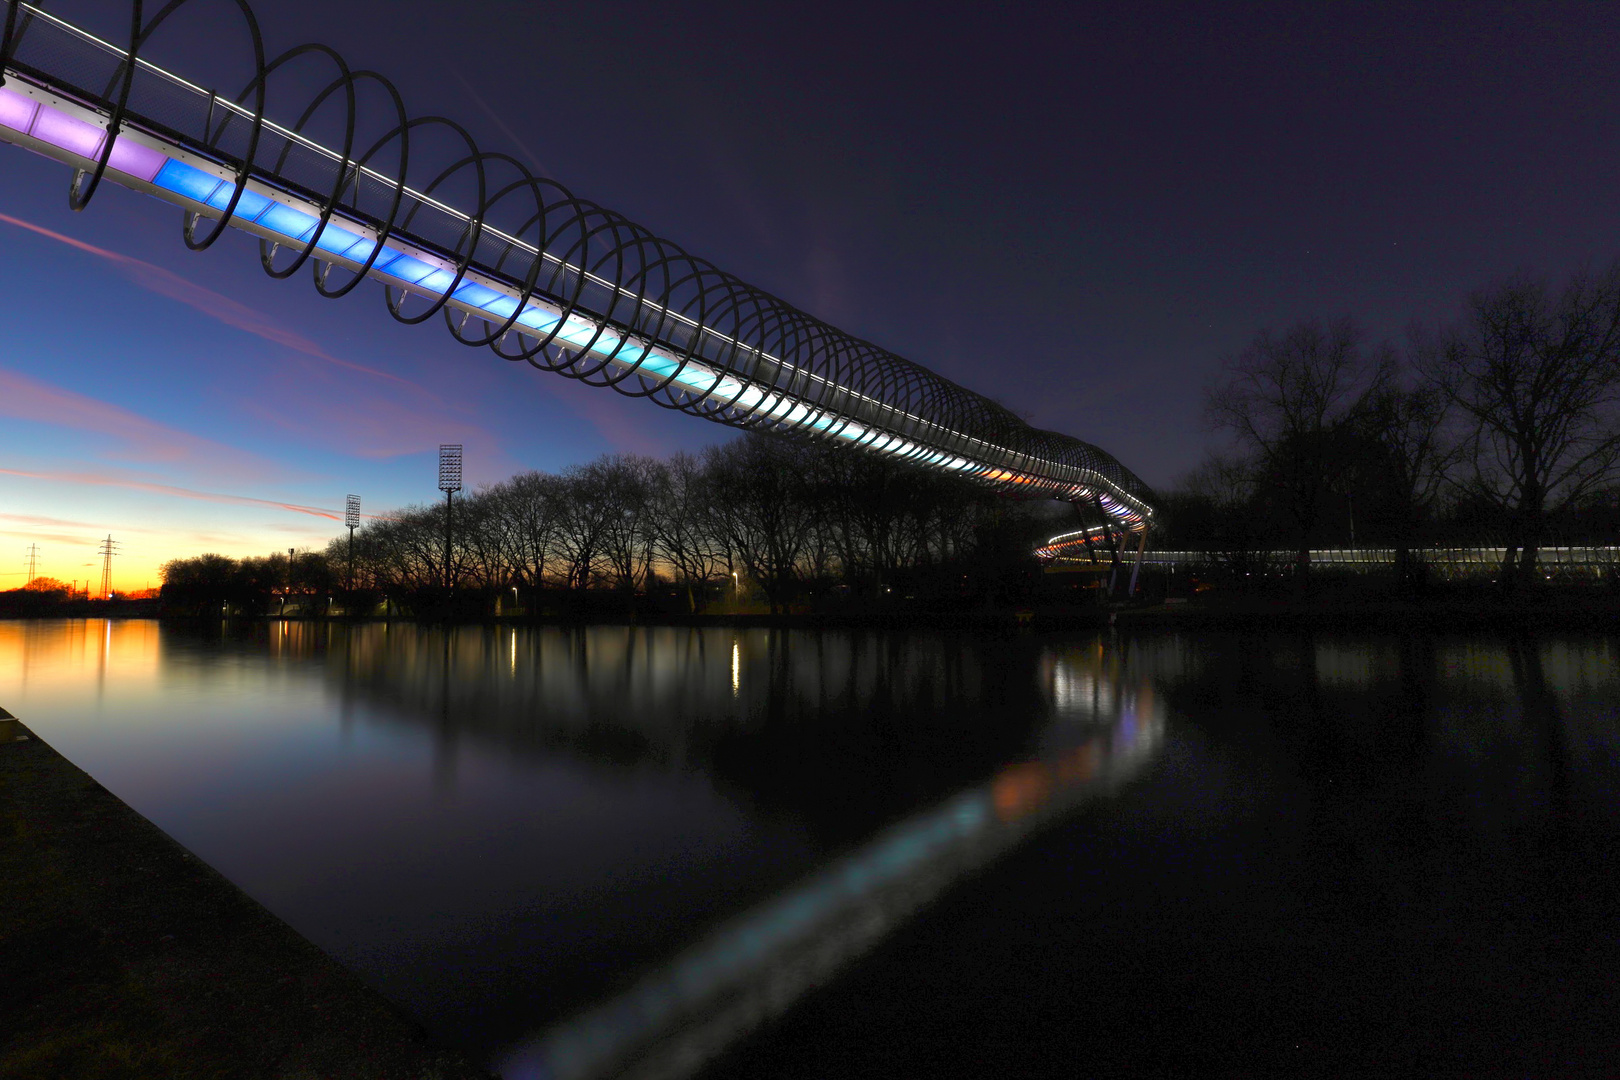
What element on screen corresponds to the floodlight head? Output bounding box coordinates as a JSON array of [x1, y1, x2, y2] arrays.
[[438, 444, 463, 493], [346, 494, 361, 529]]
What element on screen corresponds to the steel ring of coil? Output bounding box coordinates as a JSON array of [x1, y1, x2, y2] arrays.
[[2, 0, 1156, 527]]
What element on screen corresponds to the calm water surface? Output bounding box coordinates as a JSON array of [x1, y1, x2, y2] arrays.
[[2, 620, 1616, 1074]]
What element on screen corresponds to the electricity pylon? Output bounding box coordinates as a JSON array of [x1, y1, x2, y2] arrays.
[[98, 535, 119, 599]]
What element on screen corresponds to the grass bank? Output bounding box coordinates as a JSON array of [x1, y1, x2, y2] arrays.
[[0, 707, 492, 1080]]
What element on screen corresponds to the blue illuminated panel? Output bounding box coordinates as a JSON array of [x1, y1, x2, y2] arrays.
[[153, 158, 221, 203]]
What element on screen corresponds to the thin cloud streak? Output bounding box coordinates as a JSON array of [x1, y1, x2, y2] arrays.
[[0, 467, 343, 521], [239, 359, 514, 470], [0, 367, 293, 479], [1, 211, 693, 462], [0, 511, 118, 531], [0, 212, 429, 394], [0, 529, 93, 546]]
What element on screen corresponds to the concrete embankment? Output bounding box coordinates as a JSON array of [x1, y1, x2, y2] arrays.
[[0, 706, 493, 1079]]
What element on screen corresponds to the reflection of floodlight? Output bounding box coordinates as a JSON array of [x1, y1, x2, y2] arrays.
[[438, 445, 463, 591]]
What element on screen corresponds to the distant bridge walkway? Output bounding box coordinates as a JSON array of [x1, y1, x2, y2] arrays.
[[1040, 538, 1620, 579]]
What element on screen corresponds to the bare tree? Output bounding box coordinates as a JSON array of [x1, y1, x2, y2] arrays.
[[360, 506, 442, 595], [1162, 454, 1269, 576], [550, 463, 617, 591], [647, 451, 726, 612], [453, 489, 507, 591], [702, 435, 816, 613], [1206, 316, 1392, 575], [593, 455, 658, 595], [484, 470, 561, 595], [1428, 266, 1620, 586], [1351, 377, 1458, 585]]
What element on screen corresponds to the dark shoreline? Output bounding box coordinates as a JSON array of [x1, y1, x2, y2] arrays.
[[8, 593, 1618, 634], [0, 708, 493, 1079]]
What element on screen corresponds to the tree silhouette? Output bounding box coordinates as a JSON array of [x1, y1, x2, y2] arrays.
[[1206, 316, 1392, 579], [1428, 265, 1620, 588]]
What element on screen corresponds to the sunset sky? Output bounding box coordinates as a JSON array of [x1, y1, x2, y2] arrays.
[[4, 0, 1620, 590]]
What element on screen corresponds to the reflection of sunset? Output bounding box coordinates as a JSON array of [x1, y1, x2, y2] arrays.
[[0, 618, 163, 692]]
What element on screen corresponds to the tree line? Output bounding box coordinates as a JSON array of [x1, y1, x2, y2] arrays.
[[0, 577, 160, 616], [1169, 263, 1620, 589], [158, 260, 1619, 614], [162, 435, 1062, 617]]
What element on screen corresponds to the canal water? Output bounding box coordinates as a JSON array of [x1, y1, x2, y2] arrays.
[[2, 620, 1616, 1075]]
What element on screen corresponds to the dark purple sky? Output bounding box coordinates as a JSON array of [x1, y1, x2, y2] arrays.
[[4, 0, 1620, 584], [360, 0, 1620, 485]]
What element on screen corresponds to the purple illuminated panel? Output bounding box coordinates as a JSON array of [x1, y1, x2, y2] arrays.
[[0, 88, 40, 133], [30, 105, 105, 158], [105, 136, 166, 182]]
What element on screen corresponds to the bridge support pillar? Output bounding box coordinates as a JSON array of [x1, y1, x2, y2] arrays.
[[1127, 529, 1148, 597], [1094, 497, 1123, 597]]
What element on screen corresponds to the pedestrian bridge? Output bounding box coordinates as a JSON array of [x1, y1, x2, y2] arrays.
[[1037, 530, 1620, 579], [0, 1, 1156, 530]]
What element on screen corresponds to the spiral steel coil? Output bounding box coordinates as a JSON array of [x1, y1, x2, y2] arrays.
[[1, 0, 1157, 527]]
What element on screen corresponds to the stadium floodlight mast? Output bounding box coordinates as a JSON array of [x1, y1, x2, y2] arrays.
[[438, 445, 462, 591], [345, 494, 361, 594]]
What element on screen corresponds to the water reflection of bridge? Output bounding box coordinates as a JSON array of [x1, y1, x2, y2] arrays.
[[252, 621, 1169, 1078], [495, 636, 1167, 1080]]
